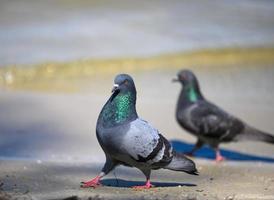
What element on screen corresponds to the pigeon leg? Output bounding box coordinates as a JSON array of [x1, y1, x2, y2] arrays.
[[132, 169, 153, 189], [215, 148, 225, 162], [81, 157, 117, 188], [185, 139, 204, 156]]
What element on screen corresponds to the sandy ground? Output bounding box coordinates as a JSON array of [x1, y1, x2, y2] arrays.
[[1, 66, 274, 199], [0, 160, 274, 200]]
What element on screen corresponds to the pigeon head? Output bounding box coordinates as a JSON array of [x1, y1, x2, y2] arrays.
[[173, 70, 198, 86], [173, 70, 203, 102], [98, 74, 138, 128], [112, 74, 136, 95]]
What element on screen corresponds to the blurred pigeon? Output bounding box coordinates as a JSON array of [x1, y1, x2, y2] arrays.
[[81, 74, 198, 189], [173, 69, 274, 162]]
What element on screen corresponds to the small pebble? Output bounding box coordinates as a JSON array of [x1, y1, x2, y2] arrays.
[[225, 195, 235, 200]]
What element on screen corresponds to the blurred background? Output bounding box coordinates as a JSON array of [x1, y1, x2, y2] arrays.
[[0, 0, 274, 163]]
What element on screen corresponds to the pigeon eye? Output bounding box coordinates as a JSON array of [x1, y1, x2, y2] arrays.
[[124, 80, 129, 85]]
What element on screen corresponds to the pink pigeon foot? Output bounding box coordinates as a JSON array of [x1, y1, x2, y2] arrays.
[[215, 153, 226, 162], [132, 180, 153, 189], [81, 176, 101, 188]]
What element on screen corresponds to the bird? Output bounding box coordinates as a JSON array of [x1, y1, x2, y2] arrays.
[[81, 74, 198, 189], [173, 69, 274, 162]]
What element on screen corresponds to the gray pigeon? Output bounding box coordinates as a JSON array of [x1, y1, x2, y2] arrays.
[[81, 74, 198, 189], [173, 69, 274, 162]]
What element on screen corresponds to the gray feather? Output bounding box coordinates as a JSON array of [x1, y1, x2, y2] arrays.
[[164, 151, 198, 175], [236, 125, 274, 144], [121, 118, 160, 161]]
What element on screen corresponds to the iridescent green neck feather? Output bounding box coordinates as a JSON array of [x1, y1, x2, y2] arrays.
[[188, 87, 198, 102], [184, 84, 200, 103], [100, 92, 137, 127], [113, 93, 132, 122]]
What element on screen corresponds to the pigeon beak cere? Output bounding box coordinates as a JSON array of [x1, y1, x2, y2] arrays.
[[111, 84, 120, 93]]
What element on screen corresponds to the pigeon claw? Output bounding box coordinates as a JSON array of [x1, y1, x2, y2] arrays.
[[81, 176, 101, 188], [81, 181, 101, 188], [132, 180, 153, 189]]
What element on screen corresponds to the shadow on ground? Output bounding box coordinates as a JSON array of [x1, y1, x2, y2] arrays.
[[101, 178, 196, 188], [171, 140, 274, 163]]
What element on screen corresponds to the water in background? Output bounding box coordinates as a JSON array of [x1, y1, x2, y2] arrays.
[[1, 0, 274, 66]]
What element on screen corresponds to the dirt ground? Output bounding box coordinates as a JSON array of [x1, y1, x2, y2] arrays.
[[0, 160, 274, 200]]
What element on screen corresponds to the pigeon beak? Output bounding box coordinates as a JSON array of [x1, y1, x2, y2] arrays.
[[172, 78, 179, 82], [111, 84, 119, 93]]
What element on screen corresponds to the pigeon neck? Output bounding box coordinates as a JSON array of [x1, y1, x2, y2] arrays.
[[99, 91, 138, 128], [182, 83, 203, 103]]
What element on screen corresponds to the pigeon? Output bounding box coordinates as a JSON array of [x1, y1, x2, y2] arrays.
[[173, 69, 274, 162], [81, 74, 198, 189]]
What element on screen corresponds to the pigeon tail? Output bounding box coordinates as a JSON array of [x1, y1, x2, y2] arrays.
[[238, 126, 274, 144], [164, 151, 198, 175]]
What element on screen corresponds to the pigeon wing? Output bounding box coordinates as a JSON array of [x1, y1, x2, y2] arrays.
[[121, 118, 173, 166], [191, 101, 244, 140]]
